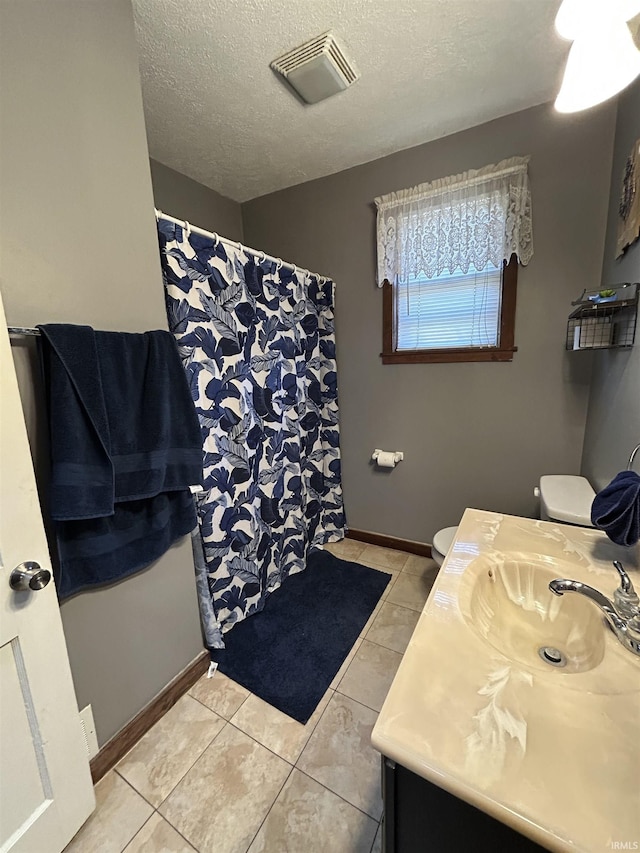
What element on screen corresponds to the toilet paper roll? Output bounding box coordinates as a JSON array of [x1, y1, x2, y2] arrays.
[[375, 451, 397, 468]]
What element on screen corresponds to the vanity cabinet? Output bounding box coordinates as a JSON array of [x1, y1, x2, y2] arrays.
[[373, 511, 639, 850], [381, 757, 547, 853]]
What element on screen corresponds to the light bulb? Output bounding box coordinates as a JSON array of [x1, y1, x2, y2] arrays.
[[555, 0, 640, 40], [555, 21, 640, 112]]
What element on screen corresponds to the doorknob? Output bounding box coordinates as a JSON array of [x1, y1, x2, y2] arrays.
[[9, 561, 51, 591]]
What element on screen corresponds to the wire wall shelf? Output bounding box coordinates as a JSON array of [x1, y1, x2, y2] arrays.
[[566, 283, 638, 351]]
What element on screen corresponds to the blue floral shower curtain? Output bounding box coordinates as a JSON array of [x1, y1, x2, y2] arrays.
[[157, 219, 345, 647]]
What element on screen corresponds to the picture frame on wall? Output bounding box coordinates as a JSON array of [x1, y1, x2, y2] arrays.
[[616, 136, 640, 258]]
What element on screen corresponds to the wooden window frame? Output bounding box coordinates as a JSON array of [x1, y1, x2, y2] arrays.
[[381, 256, 519, 364]]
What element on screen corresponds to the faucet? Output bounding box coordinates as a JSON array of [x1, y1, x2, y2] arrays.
[[549, 562, 640, 657]]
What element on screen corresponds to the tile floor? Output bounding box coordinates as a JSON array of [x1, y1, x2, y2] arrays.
[[65, 541, 439, 853]]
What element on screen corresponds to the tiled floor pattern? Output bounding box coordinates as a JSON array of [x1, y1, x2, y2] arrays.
[[65, 541, 439, 853]]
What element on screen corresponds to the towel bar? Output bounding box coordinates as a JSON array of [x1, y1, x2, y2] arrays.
[[8, 326, 40, 336]]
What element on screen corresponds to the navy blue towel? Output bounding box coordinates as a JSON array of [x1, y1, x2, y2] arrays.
[[38, 324, 204, 598], [591, 470, 640, 547]]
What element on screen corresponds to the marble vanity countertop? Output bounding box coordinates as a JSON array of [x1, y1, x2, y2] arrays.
[[372, 510, 640, 852]]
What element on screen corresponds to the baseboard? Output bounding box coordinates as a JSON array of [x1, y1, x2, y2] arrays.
[[90, 649, 209, 784], [346, 528, 432, 558]]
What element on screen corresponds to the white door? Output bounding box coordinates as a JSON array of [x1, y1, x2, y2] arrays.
[[0, 290, 95, 853]]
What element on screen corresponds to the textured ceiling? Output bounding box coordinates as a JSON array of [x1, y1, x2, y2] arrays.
[[133, 0, 567, 202]]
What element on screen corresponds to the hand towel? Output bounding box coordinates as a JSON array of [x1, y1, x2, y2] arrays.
[[38, 324, 203, 598], [591, 470, 640, 547]]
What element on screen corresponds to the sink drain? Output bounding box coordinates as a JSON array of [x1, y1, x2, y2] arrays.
[[538, 646, 567, 667]]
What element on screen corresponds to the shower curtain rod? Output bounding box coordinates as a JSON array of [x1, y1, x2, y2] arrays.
[[155, 208, 332, 287], [7, 214, 333, 338]]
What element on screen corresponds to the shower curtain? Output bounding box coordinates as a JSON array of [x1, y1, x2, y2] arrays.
[[157, 218, 345, 647]]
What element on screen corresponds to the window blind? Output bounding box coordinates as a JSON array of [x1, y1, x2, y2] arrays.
[[396, 264, 502, 351]]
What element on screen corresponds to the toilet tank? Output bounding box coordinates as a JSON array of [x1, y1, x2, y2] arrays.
[[538, 475, 595, 527]]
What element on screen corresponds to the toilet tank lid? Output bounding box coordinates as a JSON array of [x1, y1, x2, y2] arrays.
[[539, 475, 595, 526]]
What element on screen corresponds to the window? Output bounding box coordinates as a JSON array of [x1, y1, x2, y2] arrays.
[[375, 157, 532, 364], [382, 257, 518, 363]]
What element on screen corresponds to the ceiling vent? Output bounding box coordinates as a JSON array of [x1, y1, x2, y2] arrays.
[[270, 32, 358, 105]]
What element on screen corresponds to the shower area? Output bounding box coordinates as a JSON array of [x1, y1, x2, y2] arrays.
[[156, 213, 346, 648]]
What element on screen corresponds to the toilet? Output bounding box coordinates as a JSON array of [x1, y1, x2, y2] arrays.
[[430, 475, 596, 567], [432, 526, 459, 568]]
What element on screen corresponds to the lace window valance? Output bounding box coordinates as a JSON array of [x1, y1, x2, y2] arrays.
[[375, 156, 534, 286]]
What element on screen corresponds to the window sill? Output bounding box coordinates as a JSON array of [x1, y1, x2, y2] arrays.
[[380, 347, 518, 364]]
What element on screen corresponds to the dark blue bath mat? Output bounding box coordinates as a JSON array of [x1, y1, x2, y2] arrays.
[[210, 548, 391, 723]]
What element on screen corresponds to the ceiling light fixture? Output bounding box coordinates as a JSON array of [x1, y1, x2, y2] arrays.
[[555, 0, 640, 39], [554, 0, 640, 113]]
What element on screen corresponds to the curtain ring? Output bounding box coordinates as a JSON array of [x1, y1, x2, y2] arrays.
[[257, 251, 266, 263], [184, 220, 191, 236], [276, 258, 283, 271], [211, 232, 219, 247]]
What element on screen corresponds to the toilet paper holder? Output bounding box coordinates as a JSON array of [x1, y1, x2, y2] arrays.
[[372, 449, 404, 467]]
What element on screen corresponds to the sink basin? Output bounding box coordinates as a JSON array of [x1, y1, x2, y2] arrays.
[[459, 553, 606, 673]]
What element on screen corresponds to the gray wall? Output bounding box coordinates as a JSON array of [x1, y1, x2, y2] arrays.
[[0, 0, 203, 745], [150, 159, 244, 242], [243, 102, 616, 543], [581, 81, 640, 489]]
